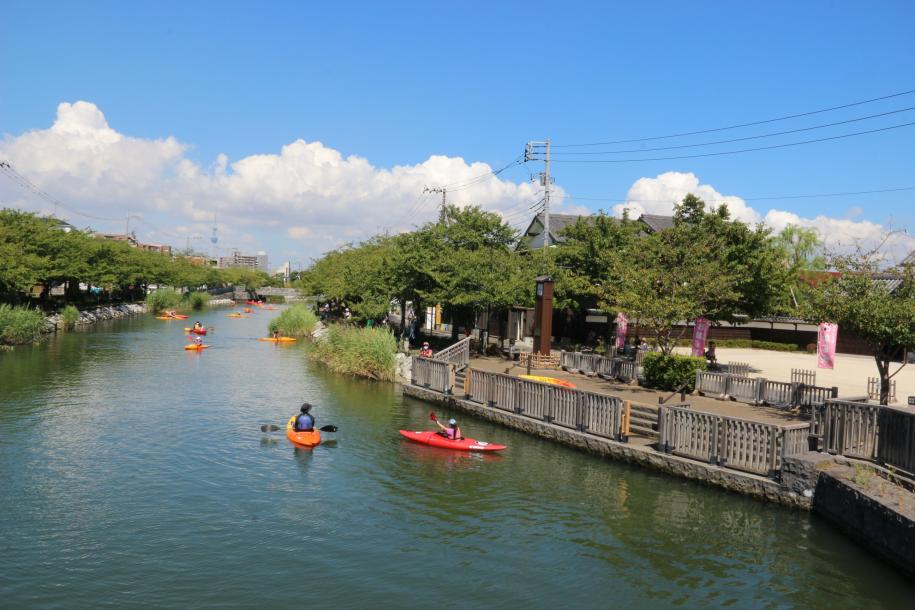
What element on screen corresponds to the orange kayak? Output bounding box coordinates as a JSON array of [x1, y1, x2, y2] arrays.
[[156, 316, 177, 320], [184, 344, 209, 350], [519, 375, 576, 389], [243, 307, 253, 313], [226, 313, 245, 318], [258, 337, 297, 342], [286, 415, 320, 447]]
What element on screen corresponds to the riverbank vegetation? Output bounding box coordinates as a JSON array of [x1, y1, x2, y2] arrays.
[[60, 305, 80, 330], [268, 304, 318, 337], [0, 304, 46, 345], [0, 209, 273, 309], [298, 197, 809, 343], [310, 325, 397, 381]]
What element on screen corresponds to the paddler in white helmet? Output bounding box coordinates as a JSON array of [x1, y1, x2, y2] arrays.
[[435, 417, 462, 440]]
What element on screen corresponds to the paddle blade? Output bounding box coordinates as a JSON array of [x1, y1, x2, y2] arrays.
[[260, 424, 281, 432], [319, 425, 338, 433], [429, 411, 437, 422]]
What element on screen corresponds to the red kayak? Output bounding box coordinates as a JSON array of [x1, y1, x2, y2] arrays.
[[398, 430, 506, 452], [185, 327, 207, 335]]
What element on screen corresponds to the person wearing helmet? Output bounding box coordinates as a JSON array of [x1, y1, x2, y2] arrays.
[[419, 342, 433, 358], [294, 402, 316, 432], [435, 417, 462, 440]]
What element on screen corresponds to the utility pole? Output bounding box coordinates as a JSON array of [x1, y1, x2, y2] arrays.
[[524, 139, 552, 246], [423, 186, 447, 222]]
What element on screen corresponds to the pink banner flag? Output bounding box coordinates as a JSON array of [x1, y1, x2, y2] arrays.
[[615, 313, 628, 349], [817, 322, 838, 369], [691, 317, 711, 357]]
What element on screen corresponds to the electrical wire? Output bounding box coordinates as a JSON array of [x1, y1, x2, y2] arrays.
[[548, 121, 915, 163], [0, 162, 128, 222], [551, 87, 915, 147], [559, 186, 915, 205], [548, 105, 915, 155]]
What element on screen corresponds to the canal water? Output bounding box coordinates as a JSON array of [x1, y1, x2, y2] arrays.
[[1, 309, 912, 609]]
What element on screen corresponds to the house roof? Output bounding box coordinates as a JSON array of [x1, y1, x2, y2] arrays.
[[518, 211, 676, 249], [638, 214, 675, 233]]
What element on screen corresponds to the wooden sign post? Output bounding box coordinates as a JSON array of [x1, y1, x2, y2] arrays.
[[533, 276, 554, 355]]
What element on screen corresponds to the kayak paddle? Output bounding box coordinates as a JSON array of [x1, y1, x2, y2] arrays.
[[260, 424, 338, 433]]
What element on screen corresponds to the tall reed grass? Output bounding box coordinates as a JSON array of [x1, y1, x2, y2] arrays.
[[145, 288, 183, 313], [0, 304, 46, 345], [311, 325, 396, 381], [268, 304, 318, 337], [187, 291, 210, 310], [61, 305, 80, 330]]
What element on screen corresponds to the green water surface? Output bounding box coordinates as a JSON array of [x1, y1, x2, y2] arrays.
[[0, 309, 912, 609]]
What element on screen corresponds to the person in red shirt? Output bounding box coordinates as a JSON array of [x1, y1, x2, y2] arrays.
[[419, 342, 433, 358]]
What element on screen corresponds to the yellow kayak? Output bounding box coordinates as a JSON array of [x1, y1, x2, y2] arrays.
[[184, 344, 209, 351], [519, 374, 576, 389], [258, 337, 297, 342], [226, 313, 246, 318]]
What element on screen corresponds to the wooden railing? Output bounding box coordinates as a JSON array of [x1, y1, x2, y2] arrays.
[[726, 361, 750, 377], [791, 368, 816, 386], [561, 350, 638, 382], [411, 357, 454, 394], [867, 377, 896, 402], [433, 337, 471, 370], [464, 369, 631, 439], [812, 399, 881, 460], [877, 407, 915, 476], [659, 406, 811, 477], [696, 371, 838, 410]]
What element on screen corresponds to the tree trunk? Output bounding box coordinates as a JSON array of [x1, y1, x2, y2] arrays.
[[876, 353, 890, 406]]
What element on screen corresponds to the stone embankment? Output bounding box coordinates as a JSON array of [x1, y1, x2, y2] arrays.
[[45, 303, 148, 330]]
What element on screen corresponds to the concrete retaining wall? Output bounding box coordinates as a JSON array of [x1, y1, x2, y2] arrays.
[[403, 384, 810, 510]]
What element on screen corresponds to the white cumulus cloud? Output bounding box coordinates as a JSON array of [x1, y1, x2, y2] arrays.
[[0, 101, 546, 261], [611, 171, 914, 263]]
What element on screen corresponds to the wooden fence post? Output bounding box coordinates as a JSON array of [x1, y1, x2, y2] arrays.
[[464, 369, 472, 399], [621, 400, 631, 442]]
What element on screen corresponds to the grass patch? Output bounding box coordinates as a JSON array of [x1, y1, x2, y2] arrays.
[[268, 304, 318, 337], [61, 305, 80, 330], [187, 291, 210, 310], [146, 288, 183, 314], [0, 304, 46, 345], [311, 325, 397, 381]]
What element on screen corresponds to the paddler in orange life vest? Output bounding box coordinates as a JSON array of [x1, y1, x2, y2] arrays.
[[294, 402, 315, 432], [435, 418, 462, 440]]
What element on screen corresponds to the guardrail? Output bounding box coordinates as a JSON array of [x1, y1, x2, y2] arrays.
[[791, 368, 816, 386], [659, 406, 811, 477], [433, 337, 471, 370], [867, 377, 897, 402], [561, 350, 639, 382], [411, 357, 454, 394], [696, 371, 838, 409], [877, 407, 915, 476], [463, 369, 632, 440]]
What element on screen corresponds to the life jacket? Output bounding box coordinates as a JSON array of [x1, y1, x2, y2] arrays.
[[295, 413, 315, 431]]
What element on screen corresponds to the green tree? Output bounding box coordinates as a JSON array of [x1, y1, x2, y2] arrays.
[[806, 251, 915, 405], [773, 224, 826, 311], [606, 195, 786, 354]]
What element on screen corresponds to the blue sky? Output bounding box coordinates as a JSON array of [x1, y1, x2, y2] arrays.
[[2, 1, 914, 265]]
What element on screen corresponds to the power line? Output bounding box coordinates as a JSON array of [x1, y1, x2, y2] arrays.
[[559, 185, 915, 205], [549, 105, 915, 155], [0, 162, 128, 222], [551, 87, 915, 147], [549, 121, 915, 163]]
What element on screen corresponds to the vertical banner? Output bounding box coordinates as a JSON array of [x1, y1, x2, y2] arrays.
[[817, 322, 838, 369], [691, 317, 711, 357], [615, 313, 628, 349]]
